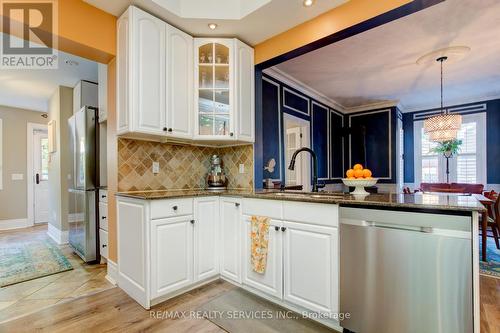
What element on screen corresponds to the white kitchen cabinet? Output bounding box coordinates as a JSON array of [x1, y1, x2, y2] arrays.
[[283, 221, 338, 314], [194, 197, 219, 281], [242, 215, 283, 299], [219, 197, 242, 283], [194, 38, 254, 143], [166, 25, 193, 139], [150, 216, 194, 299]]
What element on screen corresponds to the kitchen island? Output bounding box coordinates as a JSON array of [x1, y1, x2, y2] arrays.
[[115, 189, 484, 333]]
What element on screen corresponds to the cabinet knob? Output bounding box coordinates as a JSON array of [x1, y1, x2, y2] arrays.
[[190, 220, 195, 224], [101, 216, 106, 220], [235, 203, 240, 207], [172, 205, 178, 211], [274, 226, 279, 231], [230, 132, 234, 137], [101, 195, 106, 199], [163, 127, 168, 131], [102, 244, 107, 248], [281, 227, 287, 232], [168, 128, 173, 132]]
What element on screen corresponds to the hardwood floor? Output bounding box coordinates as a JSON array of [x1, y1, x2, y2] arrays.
[[0, 275, 498, 333]]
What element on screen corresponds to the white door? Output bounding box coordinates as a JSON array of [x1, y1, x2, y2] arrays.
[[194, 197, 219, 281], [34, 130, 49, 224], [150, 216, 194, 299], [166, 25, 193, 139], [283, 221, 338, 314], [132, 7, 166, 135], [235, 39, 254, 142], [242, 215, 283, 299], [220, 198, 242, 283]]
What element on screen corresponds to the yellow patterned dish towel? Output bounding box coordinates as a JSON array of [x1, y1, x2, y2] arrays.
[[251, 216, 270, 274]]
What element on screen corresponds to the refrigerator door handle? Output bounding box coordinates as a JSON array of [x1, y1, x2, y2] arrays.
[[35, 173, 40, 185]]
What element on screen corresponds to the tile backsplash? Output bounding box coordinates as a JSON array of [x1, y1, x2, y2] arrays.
[[118, 139, 254, 192]]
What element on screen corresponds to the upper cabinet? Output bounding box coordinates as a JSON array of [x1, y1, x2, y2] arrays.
[[117, 6, 254, 144]]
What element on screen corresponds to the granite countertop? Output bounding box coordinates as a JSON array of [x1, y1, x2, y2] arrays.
[[116, 189, 486, 213]]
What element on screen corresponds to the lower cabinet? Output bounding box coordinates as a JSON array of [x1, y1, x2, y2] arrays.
[[219, 197, 242, 283], [194, 197, 219, 281], [242, 215, 283, 300], [150, 216, 194, 299], [283, 221, 338, 314]]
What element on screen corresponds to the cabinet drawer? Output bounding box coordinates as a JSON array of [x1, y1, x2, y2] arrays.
[[99, 229, 109, 258], [151, 198, 193, 219], [99, 189, 108, 203], [99, 202, 108, 231], [283, 201, 338, 227], [242, 198, 282, 220]]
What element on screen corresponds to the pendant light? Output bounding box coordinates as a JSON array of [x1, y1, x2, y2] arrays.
[[423, 56, 462, 142]]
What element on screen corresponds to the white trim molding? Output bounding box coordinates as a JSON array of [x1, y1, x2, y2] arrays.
[[311, 101, 330, 180], [282, 87, 310, 116], [27, 122, 49, 226], [47, 223, 69, 245], [0, 218, 29, 230], [262, 76, 283, 182], [106, 259, 118, 286]]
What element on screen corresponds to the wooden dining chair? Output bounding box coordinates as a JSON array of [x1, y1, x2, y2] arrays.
[[483, 191, 500, 249]]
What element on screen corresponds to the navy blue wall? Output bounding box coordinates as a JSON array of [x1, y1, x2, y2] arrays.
[[257, 74, 345, 188], [403, 99, 500, 184]]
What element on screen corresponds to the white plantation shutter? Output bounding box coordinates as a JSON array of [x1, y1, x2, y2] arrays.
[[456, 122, 477, 183], [421, 128, 440, 183]]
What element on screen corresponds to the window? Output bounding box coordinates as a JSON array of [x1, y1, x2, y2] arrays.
[[414, 112, 486, 185]]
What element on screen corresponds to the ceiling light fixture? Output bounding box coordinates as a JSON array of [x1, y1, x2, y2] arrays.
[[423, 56, 462, 142], [208, 23, 217, 30], [303, 0, 315, 7]]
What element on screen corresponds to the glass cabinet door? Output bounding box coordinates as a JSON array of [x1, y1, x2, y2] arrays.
[[197, 42, 232, 137]]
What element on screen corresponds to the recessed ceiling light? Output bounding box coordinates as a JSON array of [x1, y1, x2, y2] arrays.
[[303, 0, 315, 7], [65, 59, 79, 66], [208, 23, 217, 30]]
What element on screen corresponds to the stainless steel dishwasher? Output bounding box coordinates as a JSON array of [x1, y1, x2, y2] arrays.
[[339, 207, 473, 333]]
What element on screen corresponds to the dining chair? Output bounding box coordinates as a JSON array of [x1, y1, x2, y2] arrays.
[[483, 191, 500, 249]]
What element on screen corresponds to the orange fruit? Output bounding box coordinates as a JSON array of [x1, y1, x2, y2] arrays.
[[346, 169, 355, 178], [354, 169, 364, 178], [362, 169, 372, 178], [348, 176, 356, 180], [353, 164, 363, 170]]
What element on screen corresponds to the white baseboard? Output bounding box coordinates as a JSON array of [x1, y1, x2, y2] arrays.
[[0, 218, 29, 230], [47, 223, 69, 245], [106, 259, 118, 286]]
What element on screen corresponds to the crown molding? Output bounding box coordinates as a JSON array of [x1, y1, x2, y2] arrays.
[[343, 100, 399, 114], [263, 67, 346, 112]]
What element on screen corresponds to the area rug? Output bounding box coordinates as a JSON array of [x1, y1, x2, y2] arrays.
[[479, 237, 500, 279], [197, 288, 337, 333], [0, 239, 73, 287]]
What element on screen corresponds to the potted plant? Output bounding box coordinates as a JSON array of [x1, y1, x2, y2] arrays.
[[431, 139, 462, 183]]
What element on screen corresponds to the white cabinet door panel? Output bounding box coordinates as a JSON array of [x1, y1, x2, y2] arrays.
[[242, 215, 283, 299], [235, 39, 254, 142], [194, 197, 219, 281], [151, 216, 193, 298], [283, 221, 338, 314], [220, 198, 241, 283], [117, 11, 130, 134]]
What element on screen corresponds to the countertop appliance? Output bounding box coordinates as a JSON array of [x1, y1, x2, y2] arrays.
[[206, 155, 227, 190], [340, 207, 473, 333], [68, 106, 99, 263]]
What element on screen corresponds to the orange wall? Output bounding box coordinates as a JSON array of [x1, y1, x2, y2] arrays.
[[254, 0, 412, 64]]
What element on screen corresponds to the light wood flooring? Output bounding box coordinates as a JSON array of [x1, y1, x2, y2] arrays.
[[0, 225, 114, 323]]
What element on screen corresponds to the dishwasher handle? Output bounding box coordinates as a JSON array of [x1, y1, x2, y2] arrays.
[[341, 218, 433, 233]]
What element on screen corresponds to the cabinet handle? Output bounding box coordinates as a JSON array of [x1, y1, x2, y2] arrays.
[[163, 127, 168, 132], [274, 226, 279, 231], [101, 216, 106, 219], [281, 227, 287, 232], [235, 203, 240, 207], [190, 220, 195, 224], [101, 195, 106, 199], [172, 206, 178, 211], [168, 128, 173, 132], [102, 244, 107, 248]]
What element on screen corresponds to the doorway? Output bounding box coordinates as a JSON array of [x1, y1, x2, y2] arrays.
[[27, 123, 49, 225], [283, 114, 311, 192]]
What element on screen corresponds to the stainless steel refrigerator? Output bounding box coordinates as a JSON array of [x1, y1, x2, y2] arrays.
[[68, 106, 99, 263]]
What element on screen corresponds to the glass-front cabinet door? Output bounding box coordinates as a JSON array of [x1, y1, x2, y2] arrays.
[[195, 39, 234, 140]]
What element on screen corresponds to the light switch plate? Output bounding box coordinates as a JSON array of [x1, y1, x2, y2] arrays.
[[152, 161, 160, 174], [239, 164, 245, 174], [12, 174, 24, 180]]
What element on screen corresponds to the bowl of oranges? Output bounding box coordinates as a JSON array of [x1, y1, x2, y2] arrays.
[[342, 164, 377, 195]]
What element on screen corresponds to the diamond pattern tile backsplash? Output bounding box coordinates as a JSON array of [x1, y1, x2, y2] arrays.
[[118, 139, 254, 192]]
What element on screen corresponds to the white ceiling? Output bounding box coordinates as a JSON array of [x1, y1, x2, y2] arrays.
[[83, 0, 347, 45], [0, 33, 98, 112], [274, 0, 500, 112]]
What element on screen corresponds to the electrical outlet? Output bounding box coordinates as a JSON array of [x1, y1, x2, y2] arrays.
[[152, 161, 160, 174], [239, 164, 245, 174]]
